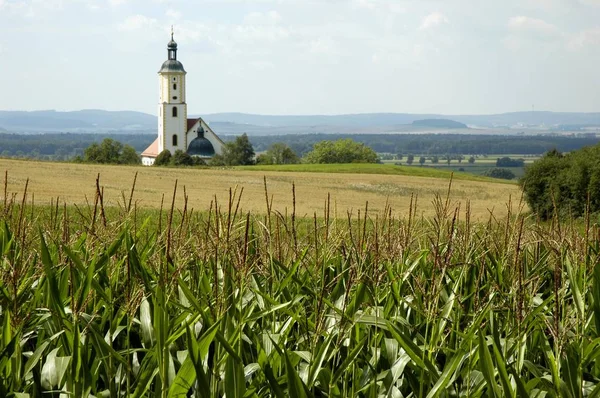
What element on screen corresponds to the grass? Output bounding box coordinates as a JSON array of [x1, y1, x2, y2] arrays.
[[0, 158, 523, 219], [237, 162, 516, 183], [1, 172, 600, 397]]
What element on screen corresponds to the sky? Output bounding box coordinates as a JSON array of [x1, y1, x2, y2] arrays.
[[0, 0, 599, 116]]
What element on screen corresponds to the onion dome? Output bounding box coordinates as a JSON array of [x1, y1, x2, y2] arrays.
[[188, 128, 215, 157], [160, 28, 186, 73], [159, 59, 186, 73]]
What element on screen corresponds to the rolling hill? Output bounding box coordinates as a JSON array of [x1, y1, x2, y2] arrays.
[[0, 109, 598, 134]]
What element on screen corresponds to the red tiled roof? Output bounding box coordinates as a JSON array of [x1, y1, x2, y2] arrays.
[[141, 138, 159, 157], [187, 118, 198, 131]]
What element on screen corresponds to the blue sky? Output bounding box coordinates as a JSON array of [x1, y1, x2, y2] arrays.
[[0, 0, 599, 115]]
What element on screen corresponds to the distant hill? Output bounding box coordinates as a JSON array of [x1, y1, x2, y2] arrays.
[[0, 109, 155, 132], [201, 111, 600, 128], [0, 109, 598, 133], [412, 119, 467, 129]]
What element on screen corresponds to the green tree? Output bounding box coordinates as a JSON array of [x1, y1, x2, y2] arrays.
[[222, 133, 255, 166], [419, 156, 426, 166], [83, 138, 140, 165], [172, 150, 194, 166], [120, 145, 141, 165], [257, 143, 299, 165], [468, 156, 475, 164], [208, 154, 226, 166], [154, 150, 172, 166], [304, 139, 378, 164], [519, 147, 600, 220], [484, 168, 515, 180], [431, 155, 439, 164], [192, 157, 207, 166], [497, 157, 525, 167], [457, 154, 464, 163], [406, 154, 414, 165]]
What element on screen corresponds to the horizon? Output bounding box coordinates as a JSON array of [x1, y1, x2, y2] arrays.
[[1, 108, 599, 118], [1, 0, 599, 115]]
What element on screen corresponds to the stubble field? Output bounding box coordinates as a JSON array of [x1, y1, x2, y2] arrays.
[[0, 158, 524, 219]]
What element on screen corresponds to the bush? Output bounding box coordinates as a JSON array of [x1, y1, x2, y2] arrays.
[[171, 150, 194, 166], [484, 168, 515, 180], [154, 150, 172, 166], [496, 157, 524, 167], [209, 154, 226, 166], [304, 139, 378, 164]]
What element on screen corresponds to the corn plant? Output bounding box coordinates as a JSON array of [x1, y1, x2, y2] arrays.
[[1, 175, 600, 397]]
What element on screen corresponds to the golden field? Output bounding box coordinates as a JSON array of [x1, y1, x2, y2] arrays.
[[0, 158, 524, 219]]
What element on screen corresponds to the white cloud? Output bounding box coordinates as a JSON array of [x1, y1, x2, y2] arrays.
[[308, 36, 336, 54], [578, 0, 600, 5], [231, 24, 289, 43], [108, 0, 127, 6], [243, 10, 282, 25], [353, 0, 405, 13], [568, 27, 600, 49], [118, 15, 158, 31], [0, 0, 64, 18], [420, 12, 448, 30], [508, 16, 559, 38], [166, 8, 181, 20]]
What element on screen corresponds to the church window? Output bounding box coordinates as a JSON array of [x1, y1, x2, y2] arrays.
[[172, 135, 178, 146], [173, 96, 178, 100], [173, 83, 177, 90], [172, 107, 178, 117]]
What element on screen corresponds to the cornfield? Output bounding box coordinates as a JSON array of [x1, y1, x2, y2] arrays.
[[2, 172, 600, 397]]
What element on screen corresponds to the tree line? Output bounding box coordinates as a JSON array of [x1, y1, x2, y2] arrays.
[[1, 132, 599, 161], [246, 133, 600, 156], [154, 135, 379, 167]]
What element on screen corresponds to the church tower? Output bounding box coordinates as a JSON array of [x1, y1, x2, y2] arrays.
[[141, 29, 225, 165], [157, 29, 187, 154]]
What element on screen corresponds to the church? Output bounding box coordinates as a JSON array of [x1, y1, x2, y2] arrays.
[[141, 32, 224, 166]]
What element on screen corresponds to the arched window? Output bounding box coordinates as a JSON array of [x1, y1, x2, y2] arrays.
[[172, 135, 178, 146], [172, 107, 178, 117], [173, 83, 177, 90]]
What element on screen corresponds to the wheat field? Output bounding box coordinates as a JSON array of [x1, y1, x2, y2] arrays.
[[0, 158, 523, 219]]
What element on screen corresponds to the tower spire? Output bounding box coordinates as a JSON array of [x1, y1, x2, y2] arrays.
[[167, 27, 178, 60]]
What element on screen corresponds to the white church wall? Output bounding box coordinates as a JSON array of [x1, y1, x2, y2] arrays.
[[200, 120, 224, 155], [162, 104, 187, 154], [142, 156, 155, 166]]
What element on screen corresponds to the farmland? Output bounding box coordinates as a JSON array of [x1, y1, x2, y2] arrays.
[[2, 157, 600, 396], [0, 159, 522, 219]]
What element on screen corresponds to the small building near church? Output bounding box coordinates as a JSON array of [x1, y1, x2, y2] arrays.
[[141, 33, 224, 166]]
